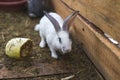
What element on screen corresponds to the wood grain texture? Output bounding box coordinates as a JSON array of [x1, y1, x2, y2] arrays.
[[60, 0, 120, 43], [51, 0, 120, 80]]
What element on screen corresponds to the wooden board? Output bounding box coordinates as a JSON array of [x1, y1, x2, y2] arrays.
[[51, 0, 120, 80], [60, 0, 120, 43]]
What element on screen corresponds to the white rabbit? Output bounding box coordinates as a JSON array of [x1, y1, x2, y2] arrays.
[[35, 11, 79, 59]]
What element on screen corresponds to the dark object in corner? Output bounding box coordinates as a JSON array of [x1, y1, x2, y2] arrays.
[[27, 0, 52, 18]]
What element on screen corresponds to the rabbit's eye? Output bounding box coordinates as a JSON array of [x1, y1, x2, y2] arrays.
[[58, 37, 62, 44]]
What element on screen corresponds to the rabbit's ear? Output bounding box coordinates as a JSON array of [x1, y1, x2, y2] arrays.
[[63, 11, 79, 31], [44, 11, 61, 32]]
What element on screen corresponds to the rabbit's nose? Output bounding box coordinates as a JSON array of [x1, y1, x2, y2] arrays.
[[67, 49, 71, 53], [62, 47, 71, 53], [66, 50, 70, 53], [64, 49, 71, 53]]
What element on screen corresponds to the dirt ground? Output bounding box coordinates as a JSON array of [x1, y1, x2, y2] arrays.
[[0, 10, 103, 80]]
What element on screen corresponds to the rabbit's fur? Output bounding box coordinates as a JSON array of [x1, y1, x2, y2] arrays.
[[35, 11, 79, 59]]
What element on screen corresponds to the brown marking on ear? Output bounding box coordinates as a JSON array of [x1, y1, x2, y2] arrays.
[[63, 11, 79, 31], [44, 11, 61, 32]]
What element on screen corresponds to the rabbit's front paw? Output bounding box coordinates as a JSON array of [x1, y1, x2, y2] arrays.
[[29, 13, 37, 18], [51, 53, 58, 59], [39, 41, 46, 48]]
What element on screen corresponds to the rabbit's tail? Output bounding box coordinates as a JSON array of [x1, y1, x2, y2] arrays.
[[34, 24, 40, 31]]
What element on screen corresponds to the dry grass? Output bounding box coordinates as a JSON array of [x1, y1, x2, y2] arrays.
[[0, 10, 102, 80]]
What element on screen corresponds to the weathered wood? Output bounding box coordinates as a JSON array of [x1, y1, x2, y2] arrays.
[[60, 0, 120, 43], [51, 0, 120, 80]]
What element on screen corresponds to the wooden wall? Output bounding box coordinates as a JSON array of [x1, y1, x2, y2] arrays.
[[51, 0, 120, 80], [61, 0, 120, 43]]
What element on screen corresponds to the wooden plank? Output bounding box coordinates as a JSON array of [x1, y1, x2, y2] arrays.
[[51, 0, 120, 80], [60, 0, 120, 43]]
